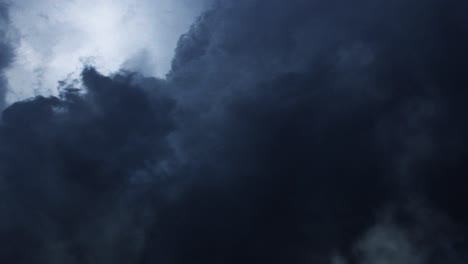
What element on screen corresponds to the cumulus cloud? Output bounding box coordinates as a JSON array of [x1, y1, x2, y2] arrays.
[[0, 67, 176, 263], [1, 0, 468, 263]]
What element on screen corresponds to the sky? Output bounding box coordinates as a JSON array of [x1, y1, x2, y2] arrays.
[[4, 0, 209, 102], [1, 0, 468, 263]]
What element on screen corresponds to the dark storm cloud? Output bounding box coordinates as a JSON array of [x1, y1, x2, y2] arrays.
[[0, 2, 14, 110], [161, 0, 468, 262], [0, 68, 176, 263], [2, 0, 468, 263]]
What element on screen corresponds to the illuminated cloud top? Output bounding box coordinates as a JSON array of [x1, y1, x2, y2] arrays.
[[5, 0, 209, 102]]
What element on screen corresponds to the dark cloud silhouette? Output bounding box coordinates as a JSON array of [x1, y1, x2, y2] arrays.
[[1, 0, 468, 263], [0, 68, 176, 263], [162, 0, 468, 262]]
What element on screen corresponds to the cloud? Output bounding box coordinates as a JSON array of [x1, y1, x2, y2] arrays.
[[1, 0, 468, 263], [161, 0, 468, 262], [5, 0, 210, 103], [0, 68, 175, 263], [338, 202, 466, 264], [0, 2, 14, 110]]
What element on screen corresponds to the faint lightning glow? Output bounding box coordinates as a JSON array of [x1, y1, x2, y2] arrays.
[[5, 0, 209, 104]]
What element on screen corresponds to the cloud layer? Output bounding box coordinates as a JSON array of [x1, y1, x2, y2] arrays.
[[1, 0, 468, 263], [0, 2, 14, 109], [5, 0, 209, 103]]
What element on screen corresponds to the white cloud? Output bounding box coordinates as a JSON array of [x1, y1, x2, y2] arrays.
[[5, 0, 210, 103]]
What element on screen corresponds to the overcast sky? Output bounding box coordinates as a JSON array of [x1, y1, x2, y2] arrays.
[[5, 0, 210, 103], [1, 1, 468, 263]]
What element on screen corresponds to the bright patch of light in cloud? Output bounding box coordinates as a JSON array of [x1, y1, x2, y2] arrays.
[[5, 0, 209, 103]]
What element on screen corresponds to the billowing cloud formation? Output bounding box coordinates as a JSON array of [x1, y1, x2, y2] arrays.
[[5, 0, 210, 102], [1, 0, 468, 263], [0, 68, 176, 263]]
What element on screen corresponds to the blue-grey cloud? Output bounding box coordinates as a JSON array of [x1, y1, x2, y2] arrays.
[[0, 2, 14, 110], [1, 0, 468, 263]]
